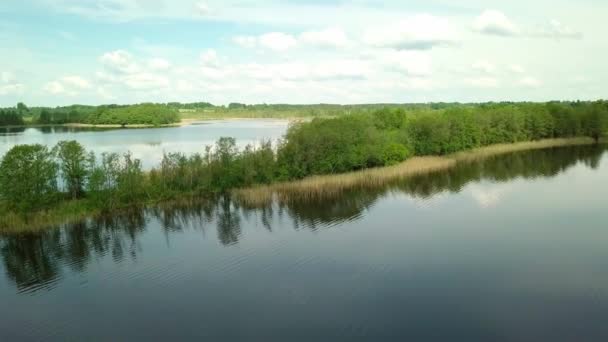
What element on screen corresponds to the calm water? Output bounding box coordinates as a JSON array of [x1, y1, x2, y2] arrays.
[[0, 120, 289, 169], [1, 145, 608, 340]]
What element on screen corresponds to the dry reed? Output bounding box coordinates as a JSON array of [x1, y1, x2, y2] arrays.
[[234, 137, 601, 206]]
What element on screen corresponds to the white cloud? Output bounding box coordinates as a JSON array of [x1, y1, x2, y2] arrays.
[[148, 58, 171, 70], [200, 49, 219, 67], [363, 15, 457, 50], [519, 76, 542, 87], [381, 51, 432, 76], [473, 11, 581, 41], [44, 81, 66, 95], [233, 36, 258, 49], [61, 75, 91, 89], [532, 20, 582, 40], [97, 87, 115, 100], [95, 71, 119, 84], [100, 50, 139, 74], [124, 73, 169, 90], [312, 59, 371, 80], [0, 71, 23, 96], [258, 32, 297, 51], [43, 76, 91, 96], [472, 60, 497, 74], [466, 77, 500, 88], [1, 71, 15, 83], [473, 10, 519, 36], [195, 1, 210, 16], [509, 64, 525, 73], [0, 83, 25, 96], [201, 66, 228, 80], [233, 32, 298, 51], [239, 58, 371, 82], [299, 27, 350, 48], [176, 80, 195, 92], [235, 28, 348, 51]]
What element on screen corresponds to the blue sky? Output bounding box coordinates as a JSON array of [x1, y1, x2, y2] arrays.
[[0, 0, 606, 106]]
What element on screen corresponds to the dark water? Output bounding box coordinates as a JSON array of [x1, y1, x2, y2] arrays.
[[0, 120, 288, 169], [1, 145, 608, 340]]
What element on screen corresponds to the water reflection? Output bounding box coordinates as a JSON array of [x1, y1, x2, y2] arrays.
[[0, 211, 146, 293], [0, 145, 606, 293], [398, 145, 605, 199], [0, 120, 289, 169]]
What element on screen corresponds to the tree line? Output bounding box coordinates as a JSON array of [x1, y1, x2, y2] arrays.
[[0, 103, 180, 126], [277, 101, 607, 177], [0, 101, 606, 220], [0, 103, 28, 126]]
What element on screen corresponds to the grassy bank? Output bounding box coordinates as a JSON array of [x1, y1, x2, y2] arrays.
[[234, 137, 603, 206]]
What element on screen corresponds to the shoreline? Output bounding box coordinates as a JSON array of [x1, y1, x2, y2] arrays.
[[0, 117, 300, 130], [234, 137, 605, 206], [0, 137, 604, 234]]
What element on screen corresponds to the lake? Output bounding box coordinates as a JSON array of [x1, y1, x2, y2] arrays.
[[0, 120, 290, 169], [1, 144, 608, 340]]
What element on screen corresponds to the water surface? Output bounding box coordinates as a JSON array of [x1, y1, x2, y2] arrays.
[[1, 145, 608, 340], [0, 120, 289, 169]]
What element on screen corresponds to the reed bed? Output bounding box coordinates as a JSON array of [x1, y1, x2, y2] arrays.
[[453, 137, 598, 162], [234, 138, 601, 206], [0, 200, 99, 234]]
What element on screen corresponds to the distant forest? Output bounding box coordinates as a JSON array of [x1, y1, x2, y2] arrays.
[[1, 100, 608, 127], [0, 102, 180, 126]]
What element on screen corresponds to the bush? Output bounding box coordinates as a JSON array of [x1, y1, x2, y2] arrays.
[[380, 142, 411, 165], [277, 115, 382, 177]]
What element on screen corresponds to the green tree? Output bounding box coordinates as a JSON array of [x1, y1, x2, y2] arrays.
[[407, 113, 450, 155], [16, 102, 28, 114], [53, 141, 89, 199], [0, 144, 58, 212], [582, 102, 608, 143]]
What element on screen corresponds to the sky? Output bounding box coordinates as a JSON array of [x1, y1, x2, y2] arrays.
[[0, 0, 606, 106]]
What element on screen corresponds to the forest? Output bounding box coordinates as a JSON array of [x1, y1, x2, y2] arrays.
[[0, 103, 180, 126], [0, 101, 607, 228]]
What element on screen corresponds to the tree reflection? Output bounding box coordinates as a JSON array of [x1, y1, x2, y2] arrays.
[[0, 145, 606, 292], [397, 145, 605, 199], [216, 195, 242, 246], [0, 210, 146, 293]]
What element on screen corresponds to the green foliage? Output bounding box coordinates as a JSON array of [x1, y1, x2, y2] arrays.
[[53, 141, 89, 200], [84, 152, 146, 209], [0, 145, 58, 212], [373, 108, 406, 130], [16, 102, 28, 113], [0, 104, 25, 126], [1, 101, 607, 221], [87, 103, 179, 126], [277, 115, 383, 177], [238, 141, 276, 186], [582, 101, 608, 142], [407, 112, 451, 155], [380, 142, 411, 165], [2, 103, 179, 126]]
